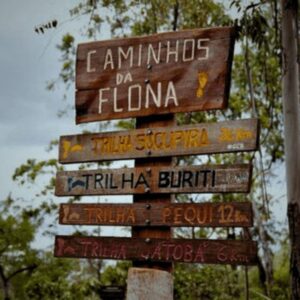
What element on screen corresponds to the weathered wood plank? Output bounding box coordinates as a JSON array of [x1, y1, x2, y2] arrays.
[[55, 164, 252, 196], [59, 118, 259, 163], [132, 114, 174, 271], [59, 202, 253, 227], [75, 27, 235, 123], [54, 236, 258, 265]]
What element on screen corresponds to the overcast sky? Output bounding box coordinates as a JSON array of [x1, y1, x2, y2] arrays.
[[0, 0, 102, 199]]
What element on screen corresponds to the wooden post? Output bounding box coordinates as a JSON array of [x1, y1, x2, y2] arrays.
[[126, 268, 173, 300], [281, 0, 300, 298], [133, 114, 175, 272], [129, 114, 174, 298]]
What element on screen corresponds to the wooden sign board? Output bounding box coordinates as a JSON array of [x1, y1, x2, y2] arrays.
[[59, 202, 253, 227], [55, 164, 252, 196], [76, 27, 235, 123], [59, 118, 259, 163], [54, 236, 257, 265]]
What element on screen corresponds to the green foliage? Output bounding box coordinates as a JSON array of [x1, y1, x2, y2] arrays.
[[269, 241, 290, 299], [246, 239, 290, 300], [0, 198, 39, 300], [47, 33, 75, 91], [99, 261, 131, 285], [13, 159, 62, 184], [174, 247, 290, 300], [24, 255, 73, 300], [174, 264, 242, 300], [24, 258, 130, 299], [24, 254, 96, 300]]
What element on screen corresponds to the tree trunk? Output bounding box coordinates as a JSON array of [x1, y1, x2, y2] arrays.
[[281, 0, 300, 298], [252, 201, 273, 295], [0, 266, 9, 300], [0, 278, 10, 300], [3, 280, 10, 300]]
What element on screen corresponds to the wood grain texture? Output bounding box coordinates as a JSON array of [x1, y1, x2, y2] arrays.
[[132, 114, 174, 271], [58, 118, 259, 164], [75, 27, 235, 123], [58, 202, 253, 227], [55, 164, 252, 196], [54, 236, 258, 265]]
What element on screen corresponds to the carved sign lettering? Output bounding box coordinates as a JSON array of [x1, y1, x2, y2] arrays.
[[76, 27, 235, 123], [54, 236, 258, 265], [59, 202, 253, 227], [55, 164, 252, 195], [59, 119, 259, 163]]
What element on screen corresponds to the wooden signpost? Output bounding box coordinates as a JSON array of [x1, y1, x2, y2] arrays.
[[55, 164, 252, 196], [132, 114, 175, 271], [59, 202, 253, 227], [59, 119, 259, 164], [75, 27, 235, 123], [55, 236, 257, 265], [54, 25, 259, 292]]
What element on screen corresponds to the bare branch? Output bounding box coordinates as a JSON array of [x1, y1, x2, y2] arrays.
[[7, 264, 37, 281], [172, 0, 179, 31]]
